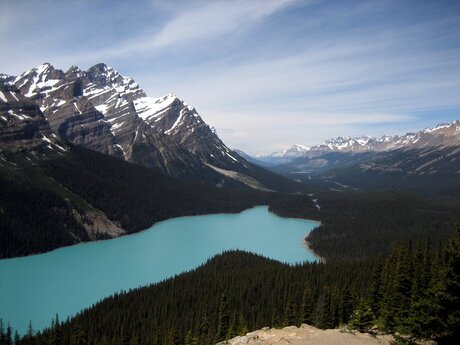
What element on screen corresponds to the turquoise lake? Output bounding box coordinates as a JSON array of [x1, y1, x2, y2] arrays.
[[0, 206, 319, 334]]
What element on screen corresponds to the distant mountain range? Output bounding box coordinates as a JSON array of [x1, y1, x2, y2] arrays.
[[0, 62, 299, 192], [244, 120, 460, 195], [254, 120, 460, 163]]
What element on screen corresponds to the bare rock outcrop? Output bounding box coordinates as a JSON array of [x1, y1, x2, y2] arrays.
[[217, 325, 397, 345]]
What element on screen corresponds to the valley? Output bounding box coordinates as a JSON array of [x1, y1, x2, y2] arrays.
[[1, 62, 459, 345], [0, 206, 319, 334]]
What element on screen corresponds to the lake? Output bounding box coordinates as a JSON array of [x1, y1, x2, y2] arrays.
[[0, 206, 319, 334]]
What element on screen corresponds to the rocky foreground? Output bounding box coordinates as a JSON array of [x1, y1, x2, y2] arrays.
[[217, 325, 396, 345]]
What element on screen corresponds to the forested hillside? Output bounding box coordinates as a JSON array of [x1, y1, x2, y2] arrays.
[[8, 231, 458, 345], [0, 145, 289, 258], [269, 190, 459, 261]]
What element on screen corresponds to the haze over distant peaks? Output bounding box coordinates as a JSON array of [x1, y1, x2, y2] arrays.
[[256, 120, 460, 160]]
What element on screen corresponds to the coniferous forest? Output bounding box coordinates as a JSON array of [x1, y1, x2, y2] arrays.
[[0, 146, 281, 258], [1, 146, 460, 345], [1, 230, 458, 345]]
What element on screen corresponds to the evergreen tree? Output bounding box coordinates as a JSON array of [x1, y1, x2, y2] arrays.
[[299, 286, 313, 325], [0, 320, 5, 345], [283, 296, 297, 326], [71, 323, 87, 345], [5, 324, 12, 345], [14, 332, 20, 345], [435, 228, 460, 344], [216, 293, 230, 341], [184, 330, 198, 345], [349, 301, 374, 332], [316, 291, 334, 329], [24, 321, 34, 345], [339, 285, 354, 324]]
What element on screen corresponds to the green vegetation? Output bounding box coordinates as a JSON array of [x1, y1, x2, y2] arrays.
[[4, 230, 457, 345], [270, 190, 460, 261], [0, 167, 90, 258], [1, 146, 292, 258], [1, 144, 459, 344]]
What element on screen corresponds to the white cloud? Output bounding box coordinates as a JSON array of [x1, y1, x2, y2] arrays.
[[208, 109, 415, 152], [1, 0, 459, 152], [150, 0, 299, 48], [68, 0, 300, 62]]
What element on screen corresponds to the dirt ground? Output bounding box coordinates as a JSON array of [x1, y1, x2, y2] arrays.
[[218, 324, 395, 345]]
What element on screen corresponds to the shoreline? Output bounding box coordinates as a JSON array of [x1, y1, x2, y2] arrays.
[[2, 204, 323, 261], [304, 238, 326, 263]]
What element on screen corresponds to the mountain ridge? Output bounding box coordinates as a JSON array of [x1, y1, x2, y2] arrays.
[[255, 120, 460, 161], [2, 62, 301, 192]]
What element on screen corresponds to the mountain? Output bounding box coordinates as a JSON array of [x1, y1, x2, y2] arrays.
[[4, 62, 301, 192], [0, 142, 286, 258], [0, 63, 307, 257], [233, 149, 277, 168], [283, 144, 311, 158], [0, 82, 66, 155], [270, 151, 377, 177], [250, 120, 460, 182], [269, 145, 460, 196], [253, 144, 311, 165], [268, 120, 460, 158], [318, 145, 460, 196], [309, 121, 460, 152]]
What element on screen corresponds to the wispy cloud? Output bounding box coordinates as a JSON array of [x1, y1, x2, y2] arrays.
[[69, 0, 301, 62], [1, 0, 459, 152], [150, 0, 298, 48]]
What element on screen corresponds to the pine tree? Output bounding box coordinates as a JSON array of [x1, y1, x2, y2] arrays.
[[24, 321, 34, 345], [349, 301, 375, 332], [316, 291, 333, 329], [435, 228, 460, 344], [368, 261, 383, 318], [48, 314, 61, 345], [71, 323, 87, 345], [216, 293, 230, 341], [236, 312, 249, 336], [283, 296, 297, 326], [0, 319, 5, 345], [13, 332, 20, 345], [184, 330, 198, 345], [299, 286, 313, 325], [339, 285, 354, 324]]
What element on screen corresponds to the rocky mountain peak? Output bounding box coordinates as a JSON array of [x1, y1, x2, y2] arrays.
[[65, 65, 83, 79], [423, 120, 460, 136], [12, 62, 64, 99], [86, 63, 132, 89], [0, 73, 14, 84], [2, 62, 299, 192], [283, 144, 311, 158]]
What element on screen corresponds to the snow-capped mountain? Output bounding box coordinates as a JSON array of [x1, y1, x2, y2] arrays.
[[253, 144, 311, 165], [283, 144, 311, 158], [260, 121, 460, 161], [308, 121, 460, 153], [0, 82, 65, 154], [256, 144, 310, 159], [2, 62, 299, 191], [8, 63, 242, 173]]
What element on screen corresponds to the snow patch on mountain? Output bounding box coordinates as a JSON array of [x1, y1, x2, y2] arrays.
[[262, 120, 460, 160], [134, 93, 177, 121]]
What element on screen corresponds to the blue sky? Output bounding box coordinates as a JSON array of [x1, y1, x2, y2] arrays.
[[1, 0, 459, 153]]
